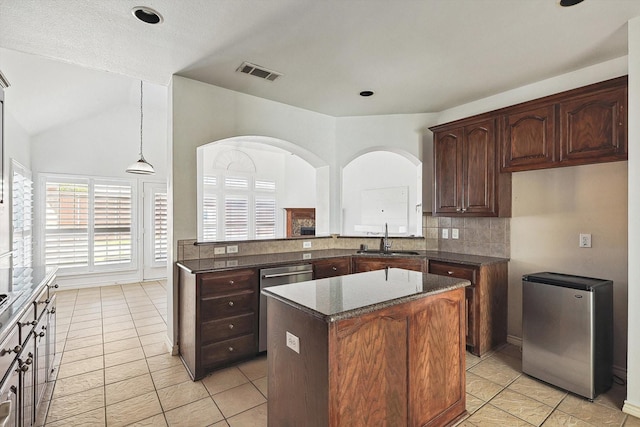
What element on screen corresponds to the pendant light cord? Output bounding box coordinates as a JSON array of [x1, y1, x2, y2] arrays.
[[139, 80, 144, 158]]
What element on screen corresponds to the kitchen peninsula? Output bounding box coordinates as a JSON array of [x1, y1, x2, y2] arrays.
[[262, 268, 470, 427]]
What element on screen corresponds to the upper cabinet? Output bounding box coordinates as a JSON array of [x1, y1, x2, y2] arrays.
[[501, 76, 627, 172], [432, 118, 511, 217]]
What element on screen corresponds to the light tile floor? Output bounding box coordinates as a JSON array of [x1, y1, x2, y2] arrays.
[[44, 282, 639, 426]]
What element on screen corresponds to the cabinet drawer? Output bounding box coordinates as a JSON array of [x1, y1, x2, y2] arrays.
[[428, 261, 477, 285], [202, 313, 255, 344], [201, 291, 254, 321], [201, 334, 255, 366], [314, 258, 351, 279], [200, 269, 257, 298]]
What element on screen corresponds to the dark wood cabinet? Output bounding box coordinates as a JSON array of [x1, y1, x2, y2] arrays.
[[432, 118, 511, 217], [179, 267, 259, 380], [559, 84, 626, 164], [313, 257, 351, 279], [428, 260, 507, 356], [501, 76, 627, 172], [502, 104, 557, 171], [267, 286, 466, 427], [352, 256, 425, 273]]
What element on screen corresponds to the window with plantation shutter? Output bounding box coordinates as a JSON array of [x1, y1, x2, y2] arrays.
[[44, 179, 89, 268], [203, 194, 217, 241], [153, 192, 168, 263], [255, 197, 276, 239], [42, 175, 135, 273], [199, 170, 279, 241], [12, 161, 34, 291], [225, 196, 248, 240], [94, 184, 132, 265]]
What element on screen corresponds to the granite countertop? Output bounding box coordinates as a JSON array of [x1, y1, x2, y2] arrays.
[[177, 249, 508, 274], [262, 268, 470, 322], [0, 266, 57, 343]]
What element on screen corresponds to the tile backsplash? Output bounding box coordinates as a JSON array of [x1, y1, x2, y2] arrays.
[[423, 216, 510, 258], [178, 215, 510, 261]]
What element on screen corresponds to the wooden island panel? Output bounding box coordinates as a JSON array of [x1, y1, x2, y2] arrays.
[[268, 286, 466, 427]]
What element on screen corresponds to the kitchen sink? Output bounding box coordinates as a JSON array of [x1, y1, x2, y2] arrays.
[[356, 250, 421, 256]]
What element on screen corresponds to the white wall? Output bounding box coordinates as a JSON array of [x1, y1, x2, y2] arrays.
[[282, 155, 316, 209], [342, 151, 421, 236], [624, 15, 640, 418]]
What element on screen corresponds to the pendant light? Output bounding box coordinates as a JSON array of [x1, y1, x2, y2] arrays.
[[126, 80, 155, 175]]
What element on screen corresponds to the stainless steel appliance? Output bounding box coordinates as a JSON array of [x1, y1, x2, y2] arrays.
[[259, 264, 313, 352], [522, 272, 613, 400]]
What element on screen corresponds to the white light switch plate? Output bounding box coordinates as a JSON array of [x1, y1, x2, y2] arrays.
[[286, 331, 300, 353], [442, 228, 449, 239], [452, 228, 459, 239], [214, 247, 226, 255], [303, 241, 312, 249], [226, 245, 238, 254]]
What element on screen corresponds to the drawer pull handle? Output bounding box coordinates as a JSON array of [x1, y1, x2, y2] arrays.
[[228, 324, 234, 330], [447, 271, 454, 275], [228, 301, 234, 307], [332, 266, 337, 271], [228, 347, 235, 352], [229, 280, 235, 285]]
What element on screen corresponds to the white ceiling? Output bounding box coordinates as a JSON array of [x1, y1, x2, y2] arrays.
[[1, 0, 640, 135]]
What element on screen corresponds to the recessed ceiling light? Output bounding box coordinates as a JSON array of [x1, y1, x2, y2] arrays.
[[360, 90, 374, 97], [559, 0, 584, 6], [132, 6, 163, 24]]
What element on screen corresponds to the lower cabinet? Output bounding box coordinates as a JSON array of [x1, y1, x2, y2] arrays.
[[0, 278, 57, 427], [352, 256, 426, 273], [0, 361, 19, 427], [179, 267, 259, 380], [313, 257, 351, 279], [428, 260, 508, 356], [267, 287, 467, 426]]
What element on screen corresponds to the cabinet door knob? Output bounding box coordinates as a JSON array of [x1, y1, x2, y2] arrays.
[[1, 345, 22, 356], [229, 280, 235, 285], [456, 208, 462, 212], [228, 301, 234, 307], [447, 271, 454, 275], [228, 347, 235, 352], [461, 208, 467, 213], [228, 324, 234, 330], [332, 266, 337, 271]]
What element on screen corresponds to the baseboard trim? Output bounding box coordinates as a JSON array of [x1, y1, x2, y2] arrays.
[[167, 335, 179, 356], [623, 401, 640, 418], [507, 334, 522, 347]]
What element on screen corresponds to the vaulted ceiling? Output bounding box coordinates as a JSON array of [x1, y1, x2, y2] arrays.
[[1, 0, 640, 134]]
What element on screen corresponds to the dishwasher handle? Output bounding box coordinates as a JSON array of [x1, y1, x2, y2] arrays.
[[262, 270, 313, 279]]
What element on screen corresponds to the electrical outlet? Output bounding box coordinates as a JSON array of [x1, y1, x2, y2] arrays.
[[579, 233, 592, 248], [442, 228, 449, 239], [452, 228, 459, 239], [214, 247, 226, 255], [303, 253, 312, 260], [303, 241, 312, 249], [286, 331, 300, 354], [226, 245, 238, 254]]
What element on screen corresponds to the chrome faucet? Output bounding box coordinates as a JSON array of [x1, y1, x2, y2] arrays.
[[381, 223, 392, 253]]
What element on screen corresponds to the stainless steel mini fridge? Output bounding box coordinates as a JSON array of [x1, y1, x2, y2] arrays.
[[522, 272, 613, 400]]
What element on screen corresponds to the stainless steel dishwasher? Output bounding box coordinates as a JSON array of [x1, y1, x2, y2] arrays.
[[259, 264, 313, 352], [522, 272, 613, 400]]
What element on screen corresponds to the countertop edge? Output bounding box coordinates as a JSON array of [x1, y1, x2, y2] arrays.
[[0, 266, 58, 345], [177, 250, 509, 274], [262, 276, 470, 323]]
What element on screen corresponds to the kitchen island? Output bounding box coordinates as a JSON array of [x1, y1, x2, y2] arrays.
[[262, 268, 470, 427]]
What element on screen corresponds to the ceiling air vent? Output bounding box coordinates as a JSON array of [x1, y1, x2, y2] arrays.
[[236, 62, 282, 82]]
